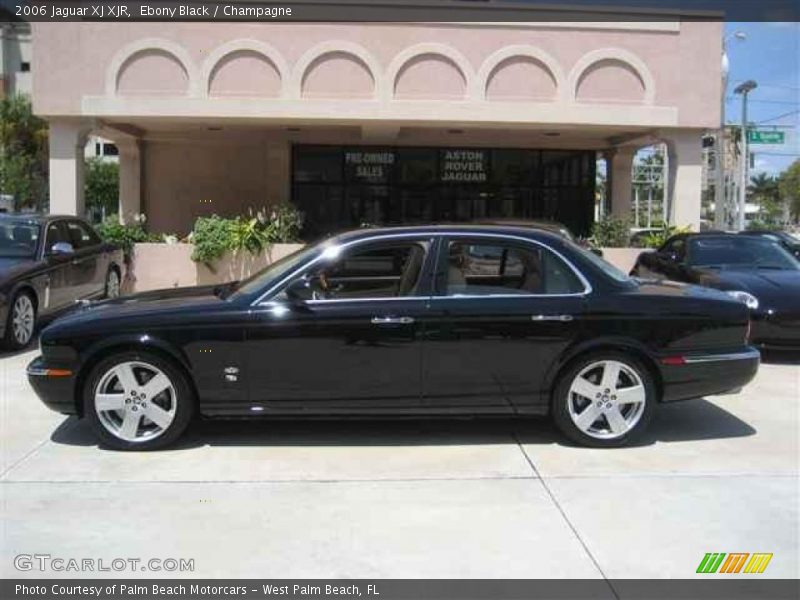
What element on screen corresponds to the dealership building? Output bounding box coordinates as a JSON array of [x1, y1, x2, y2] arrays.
[[32, 6, 722, 237]]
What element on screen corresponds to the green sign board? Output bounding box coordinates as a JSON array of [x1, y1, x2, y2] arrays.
[[747, 130, 785, 144]]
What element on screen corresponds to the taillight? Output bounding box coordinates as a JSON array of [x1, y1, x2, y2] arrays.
[[660, 356, 687, 366]]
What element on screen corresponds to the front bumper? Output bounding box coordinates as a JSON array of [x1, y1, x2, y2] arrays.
[[660, 347, 760, 402], [749, 312, 800, 350], [27, 355, 79, 415]]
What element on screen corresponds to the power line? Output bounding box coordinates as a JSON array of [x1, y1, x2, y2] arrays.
[[725, 97, 800, 106], [757, 110, 800, 124]]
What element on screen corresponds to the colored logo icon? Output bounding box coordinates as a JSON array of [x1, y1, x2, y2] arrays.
[[696, 553, 773, 574]]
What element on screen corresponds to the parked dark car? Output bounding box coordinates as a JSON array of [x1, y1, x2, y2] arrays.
[[28, 225, 758, 451], [631, 232, 800, 350], [0, 214, 124, 349], [739, 230, 800, 260]]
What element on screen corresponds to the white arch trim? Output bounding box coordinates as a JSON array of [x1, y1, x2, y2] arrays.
[[105, 38, 200, 97], [476, 45, 566, 102], [289, 41, 382, 100], [568, 48, 656, 105], [385, 42, 476, 101], [201, 39, 290, 99]]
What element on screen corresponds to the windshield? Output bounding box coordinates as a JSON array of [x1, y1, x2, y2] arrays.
[[230, 244, 318, 298], [690, 237, 800, 270], [0, 220, 41, 258]]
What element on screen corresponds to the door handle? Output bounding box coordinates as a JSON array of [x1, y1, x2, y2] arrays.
[[532, 314, 574, 322], [371, 316, 415, 325]]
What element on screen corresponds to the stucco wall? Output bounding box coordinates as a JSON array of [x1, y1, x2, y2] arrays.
[[143, 139, 285, 235], [129, 243, 304, 292], [32, 21, 722, 127]]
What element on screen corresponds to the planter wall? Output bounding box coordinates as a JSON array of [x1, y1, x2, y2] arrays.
[[600, 247, 650, 274], [128, 243, 647, 294], [128, 243, 304, 293]]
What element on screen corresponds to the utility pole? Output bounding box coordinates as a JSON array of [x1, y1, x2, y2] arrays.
[[716, 31, 746, 230], [734, 79, 757, 231]]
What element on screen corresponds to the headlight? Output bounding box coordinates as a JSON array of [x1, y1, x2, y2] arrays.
[[726, 290, 759, 310]]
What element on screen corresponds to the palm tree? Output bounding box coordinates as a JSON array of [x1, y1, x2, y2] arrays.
[[748, 172, 783, 225]]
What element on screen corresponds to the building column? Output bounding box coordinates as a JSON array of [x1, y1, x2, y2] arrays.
[[663, 130, 703, 230], [117, 139, 142, 223], [48, 119, 91, 216], [265, 140, 290, 205], [608, 147, 636, 221]]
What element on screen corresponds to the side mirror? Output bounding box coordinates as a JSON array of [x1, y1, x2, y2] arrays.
[[590, 247, 604, 258], [50, 242, 74, 255]]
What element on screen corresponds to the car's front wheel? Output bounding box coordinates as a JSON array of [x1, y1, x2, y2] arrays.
[[552, 352, 655, 447], [84, 351, 195, 450], [3, 290, 36, 350]]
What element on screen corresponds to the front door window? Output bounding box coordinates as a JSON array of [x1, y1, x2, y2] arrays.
[[289, 241, 430, 301]]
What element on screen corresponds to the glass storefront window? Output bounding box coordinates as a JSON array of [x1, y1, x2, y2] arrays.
[[293, 146, 343, 183], [291, 145, 595, 239]]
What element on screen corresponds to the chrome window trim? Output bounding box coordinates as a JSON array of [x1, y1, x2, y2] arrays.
[[681, 349, 760, 364], [252, 231, 592, 307]]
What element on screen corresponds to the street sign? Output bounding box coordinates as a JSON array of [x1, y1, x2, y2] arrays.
[[747, 130, 785, 144]]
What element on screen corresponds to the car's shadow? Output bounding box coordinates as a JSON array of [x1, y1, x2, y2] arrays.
[[0, 336, 40, 359], [50, 398, 755, 451]]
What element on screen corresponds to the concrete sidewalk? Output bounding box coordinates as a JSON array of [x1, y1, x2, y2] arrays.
[[1, 349, 798, 579]]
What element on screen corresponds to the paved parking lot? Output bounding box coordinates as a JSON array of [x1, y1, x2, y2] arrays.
[[1, 348, 798, 580]]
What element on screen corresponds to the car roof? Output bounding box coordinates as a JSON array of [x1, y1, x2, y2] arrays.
[[327, 224, 568, 245], [0, 213, 81, 223]]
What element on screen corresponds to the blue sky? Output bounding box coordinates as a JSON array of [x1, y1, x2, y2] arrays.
[[724, 22, 799, 176]]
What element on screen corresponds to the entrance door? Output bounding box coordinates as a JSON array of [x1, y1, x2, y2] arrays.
[[245, 237, 435, 412], [421, 235, 588, 413]]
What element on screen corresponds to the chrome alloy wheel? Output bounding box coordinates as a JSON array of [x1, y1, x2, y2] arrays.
[[94, 361, 177, 443], [567, 360, 646, 440], [106, 270, 121, 298], [12, 294, 35, 346]]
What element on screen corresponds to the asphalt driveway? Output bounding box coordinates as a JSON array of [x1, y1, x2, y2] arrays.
[[1, 348, 797, 580]]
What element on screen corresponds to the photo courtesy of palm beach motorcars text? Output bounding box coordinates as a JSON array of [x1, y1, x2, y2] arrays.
[[14, 583, 378, 598], [1, 0, 799, 599]]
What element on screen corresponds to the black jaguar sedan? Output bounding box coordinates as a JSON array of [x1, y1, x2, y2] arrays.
[[0, 214, 124, 349], [631, 232, 800, 350], [28, 225, 759, 450]]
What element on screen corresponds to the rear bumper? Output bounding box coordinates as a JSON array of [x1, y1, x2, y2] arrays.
[[27, 355, 79, 415], [660, 347, 760, 402]]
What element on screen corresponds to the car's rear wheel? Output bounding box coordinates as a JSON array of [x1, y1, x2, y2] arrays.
[[552, 352, 655, 447], [105, 268, 121, 299], [3, 291, 36, 350], [83, 351, 195, 450]]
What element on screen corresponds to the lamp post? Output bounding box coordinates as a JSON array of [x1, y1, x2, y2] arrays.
[[715, 31, 746, 230], [734, 79, 757, 231]]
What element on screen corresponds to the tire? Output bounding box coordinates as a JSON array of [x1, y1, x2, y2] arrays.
[[83, 351, 195, 451], [551, 351, 656, 448], [105, 267, 121, 299], [3, 290, 36, 350]]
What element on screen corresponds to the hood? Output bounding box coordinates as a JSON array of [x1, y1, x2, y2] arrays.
[[51, 283, 232, 327], [0, 257, 38, 285], [693, 267, 800, 309]]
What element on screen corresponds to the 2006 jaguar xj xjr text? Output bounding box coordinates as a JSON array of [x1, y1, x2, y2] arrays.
[[28, 225, 760, 450]]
